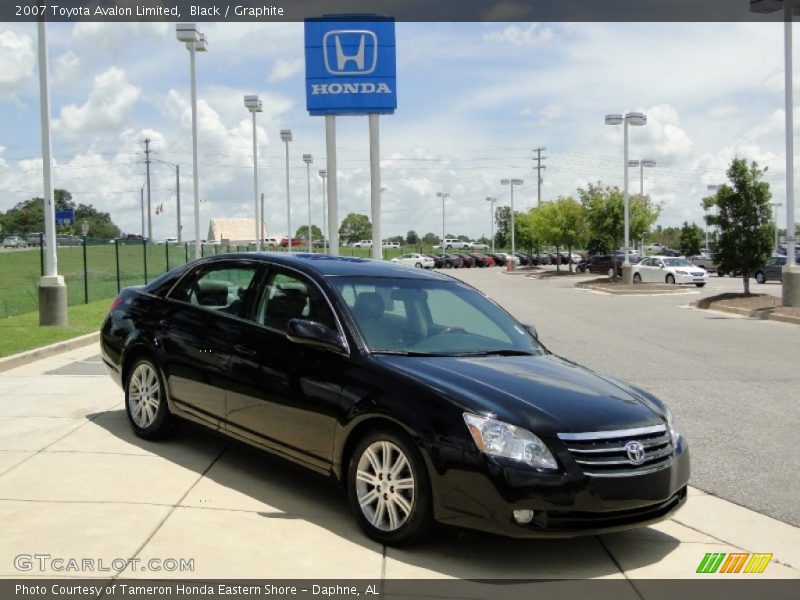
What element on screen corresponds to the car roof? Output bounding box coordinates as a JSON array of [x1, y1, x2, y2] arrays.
[[195, 252, 452, 280]]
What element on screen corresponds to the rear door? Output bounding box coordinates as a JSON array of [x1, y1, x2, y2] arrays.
[[160, 261, 260, 424]]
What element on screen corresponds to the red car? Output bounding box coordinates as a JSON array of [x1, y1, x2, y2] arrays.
[[280, 237, 305, 248]]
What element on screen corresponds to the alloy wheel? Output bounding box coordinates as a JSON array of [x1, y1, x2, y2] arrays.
[[355, 441, 416, 532], [128, 363, 161, 429]]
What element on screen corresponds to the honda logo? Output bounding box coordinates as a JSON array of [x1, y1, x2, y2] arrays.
[[323, 30, 378, 75]]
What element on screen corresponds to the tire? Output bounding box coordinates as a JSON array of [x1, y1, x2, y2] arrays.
[[633, 273, 642, 283], [696, 283, 706, 288], [666, 274, 675, 284], [756, 272, 766, 284], [125, 357, 177, 439], [414, 262, 422, 268], [347, 429, 432, 546], [445, 262, 452, 269]]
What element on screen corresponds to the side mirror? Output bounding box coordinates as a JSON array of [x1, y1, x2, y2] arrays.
[[522, 323, 538, 339], [286, 319, 346, 353]]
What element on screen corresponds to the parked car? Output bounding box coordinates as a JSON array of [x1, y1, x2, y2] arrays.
[[392, 253, 434, 268], [690, 254, 717, 273], [26, 232, 43, 246], [658, 248, 682, 257], [280, 237, 305, 248], [537, 253, 551, 265], [583, 255, 622, 278], [633, 256, 707, 287], [435, 253, 462, 268], [3, 235, 27, 249], [455, 253, 475, 268], [382, 240, 401, 249], [101, 252, 689, 544], [264, 237, 282, 248], [558, 252, 583, 266], [513, 253, 531, 266], [352, 240, 373, 248], [754, 256, 786, 284], [467, 253, 491, 268], [425, 254, 444, 269], [312, 239, 327, 249], [57, 234, 81, 246], [467, 241, 489, 250], [487, 253, 506, 267]]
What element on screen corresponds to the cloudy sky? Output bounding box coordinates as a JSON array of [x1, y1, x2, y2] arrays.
[[0, 20, 794, 241]]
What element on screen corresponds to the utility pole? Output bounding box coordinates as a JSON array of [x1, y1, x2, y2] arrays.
[[144, 138, 152, 241], [532, 146, 546, 208], [260, 192, 265, 247], [176, 164, 181, 242]]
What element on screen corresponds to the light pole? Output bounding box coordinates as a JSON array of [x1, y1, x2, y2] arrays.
[[244, 95, 263, 251], [771, 202, 784, 253], [151, 159, 182, 242], [486, 196, 496, 252], [281, 129, 293, 252], [176, 23, 207, 259], [319, 169, 328, 253], [627, 159, 656, 196], [500, 179, 523, 255], [436, 192, 449, 249], [706, 183, 722, 251], [606, 112, 647, 282], [303, 154, 314, 253], [751, 0, 799, 305]]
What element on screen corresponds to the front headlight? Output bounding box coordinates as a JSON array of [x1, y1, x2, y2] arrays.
[[665, 409, 681, 447], [463, 413, 558, 470], [675, 270, 688, 275]]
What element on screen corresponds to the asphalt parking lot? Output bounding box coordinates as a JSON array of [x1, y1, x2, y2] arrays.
[[0, 270, 797, 583]]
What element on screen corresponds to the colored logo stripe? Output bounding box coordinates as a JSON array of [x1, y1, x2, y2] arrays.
[[697, 553, 726, 573], [744, 553, 773, 574], [696, 552, 772, 574], [720, 553, 749, 573]]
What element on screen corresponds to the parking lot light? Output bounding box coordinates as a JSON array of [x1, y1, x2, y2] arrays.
[[281, 129, 293, 252], [319, 169, 328, 253], [303, 154, 313, 253], [628, 159, 656, 196], [244, 95, 263, 251], [501, 179, 523, 255], [436, 192, 449, 249], [486, 196, 497, 252], [606, 112, 647, 281]]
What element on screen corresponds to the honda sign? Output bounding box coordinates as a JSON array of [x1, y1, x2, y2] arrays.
[[304, 16, 397, 116]]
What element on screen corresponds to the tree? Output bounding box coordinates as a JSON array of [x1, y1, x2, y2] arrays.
[[338, 213, 371, 244], [421, 232, 439, 246], [586, 237, 612, 256], [704, 158, 774, 295], [295, 224, 323, 241], [406, 230, 419, 245], [523, 197, 587, 272], [495, 206, 511, 249], [580, 183, 661, 253], [678, 221, 703, 257]]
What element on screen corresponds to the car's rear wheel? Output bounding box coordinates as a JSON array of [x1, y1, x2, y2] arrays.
[[666, 274, 676, 284], [125, 358, 177, 439], [414, 262, 422, 268], [348, 430, 432, 546], [756, 271, 766, 284], [633, 273, 642, 283]]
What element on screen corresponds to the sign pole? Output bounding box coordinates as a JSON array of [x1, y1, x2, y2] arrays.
[[326, 115, 339, 256], [369, 114, 382, 260]]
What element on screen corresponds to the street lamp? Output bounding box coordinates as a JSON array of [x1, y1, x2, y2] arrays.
[[436, 192, 449, 249], [303, 154, 314, 253], [486, 196, 497, 252], [500, 178, 523, 255], [627, 159, 656, 196], [319, 169, 328, 253], [771, 202, 784, 253], [705, 183, 722, 251], [244, 94, 263, 251], [176, 23, 207, 259], [606, 112, 647, 282], [280, 129, 293, 252]]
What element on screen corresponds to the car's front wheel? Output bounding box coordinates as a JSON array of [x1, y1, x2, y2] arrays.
[[414, 262, 422, 268], [633, 273, 642, 283], [125, 358, 177, 439], [348, 430, 432, 546], [666, 274, 676, 284]]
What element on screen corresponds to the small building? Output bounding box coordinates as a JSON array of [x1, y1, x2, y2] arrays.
[[207, 218, 267, 245]]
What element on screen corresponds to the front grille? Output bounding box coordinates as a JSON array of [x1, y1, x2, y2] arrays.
[[557, 425, 673, 477]]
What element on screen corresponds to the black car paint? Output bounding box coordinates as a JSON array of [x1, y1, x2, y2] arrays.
[[101, 253, 689, 538]]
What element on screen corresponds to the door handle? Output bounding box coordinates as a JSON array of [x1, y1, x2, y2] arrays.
[[235, 345, 256, 356]]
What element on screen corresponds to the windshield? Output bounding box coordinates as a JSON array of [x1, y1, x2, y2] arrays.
[[663, 258, 692, 267], [330, 276, 543, 356]]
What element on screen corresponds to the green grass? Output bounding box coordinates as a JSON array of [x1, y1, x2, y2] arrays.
[[0, 299, 111, 358]]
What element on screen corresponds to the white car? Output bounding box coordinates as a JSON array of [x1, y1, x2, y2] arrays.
[[497, 253, 521, 265], [442, 238, 470, 250], [633, 256, 707, 287], [392, 253, 435, 269], [352, 239, 373, 248], [467, 241, 489, 250], [382, 240, 401, 248]]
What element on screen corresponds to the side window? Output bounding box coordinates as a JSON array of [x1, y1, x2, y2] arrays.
[[255, 270, 335, 332], [169, 264, 258, 317]]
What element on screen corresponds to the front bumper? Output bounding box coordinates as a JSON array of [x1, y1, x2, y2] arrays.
[[675, 273, 707, 285], [428, 440, 690, 538]]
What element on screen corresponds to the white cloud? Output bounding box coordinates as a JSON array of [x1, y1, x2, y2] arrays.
[[54, 67, 141, 135], [538, 104, 562, 126], [268, 57, 303, 83], [483, 23, 554, 46], [72, 22, 168, 51], [52, 51, 82, 86], [0, 30, 35, 90]]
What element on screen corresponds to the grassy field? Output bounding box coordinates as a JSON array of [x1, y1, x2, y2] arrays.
[[0, 241, 434, 319], [0, 299, 111, 358]]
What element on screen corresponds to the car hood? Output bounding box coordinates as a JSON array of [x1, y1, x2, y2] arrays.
[[375, 353, 664, 436]]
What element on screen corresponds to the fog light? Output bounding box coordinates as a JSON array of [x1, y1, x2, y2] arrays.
[[513, 509, 534, 524]]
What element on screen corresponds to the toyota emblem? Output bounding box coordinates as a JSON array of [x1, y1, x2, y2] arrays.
[[625, 441, 646, 465]]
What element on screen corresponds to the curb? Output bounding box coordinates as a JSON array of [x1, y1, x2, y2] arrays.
[[693, 302, 800, 325], [0, 331, 100, 373], [575, 281, 692, 295]]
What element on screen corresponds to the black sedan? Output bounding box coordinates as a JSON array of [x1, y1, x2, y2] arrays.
[[101, 253, 689, 545]]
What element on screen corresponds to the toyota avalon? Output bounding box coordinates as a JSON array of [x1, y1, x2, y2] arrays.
[[100, 253, 689, 545]]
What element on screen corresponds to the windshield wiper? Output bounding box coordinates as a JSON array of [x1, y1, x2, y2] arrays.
[[463, 349, 537, 356], [371, 350, 450, 357], [372, 349, 536, 357]]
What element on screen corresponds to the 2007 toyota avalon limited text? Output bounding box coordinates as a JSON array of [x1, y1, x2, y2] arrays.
[[101, 253, 689, 545]]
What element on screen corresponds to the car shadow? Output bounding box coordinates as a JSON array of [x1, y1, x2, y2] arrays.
[[86, 408, 680, 579]]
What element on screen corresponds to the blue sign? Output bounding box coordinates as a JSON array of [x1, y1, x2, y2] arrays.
[[55, 210, 74, 227], [305, 16, 397, 116]]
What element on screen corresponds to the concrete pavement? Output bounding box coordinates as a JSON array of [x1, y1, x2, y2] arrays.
[[0, 326, 797, 581]]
